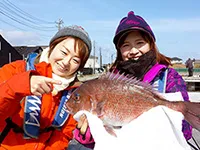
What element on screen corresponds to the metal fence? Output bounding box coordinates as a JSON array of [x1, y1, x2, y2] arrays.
[[174, 68, 200, 73]]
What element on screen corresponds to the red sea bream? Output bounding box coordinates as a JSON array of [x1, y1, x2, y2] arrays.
[[66, 71, 200, 132]]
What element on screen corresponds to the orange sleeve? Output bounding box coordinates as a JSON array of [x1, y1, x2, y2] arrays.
[[45, 115, 77, 149], [0, 61, 34, 121]]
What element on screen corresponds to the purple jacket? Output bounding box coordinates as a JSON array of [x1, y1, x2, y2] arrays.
[[74, 63, 192, 148], [143, 63, 192, 141]]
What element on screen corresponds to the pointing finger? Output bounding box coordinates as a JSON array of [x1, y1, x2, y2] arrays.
[[44, 77, 62, 85]]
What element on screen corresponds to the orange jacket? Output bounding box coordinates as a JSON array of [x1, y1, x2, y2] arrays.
[[0, 60, 78, 150]]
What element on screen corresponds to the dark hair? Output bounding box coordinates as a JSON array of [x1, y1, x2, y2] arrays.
[[111, 30, 171, 70]]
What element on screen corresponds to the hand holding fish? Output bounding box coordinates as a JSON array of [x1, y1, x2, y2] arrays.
[[66, 71, 200, 136], [76, 114, 89, 134], [30, 75, 62, 96]]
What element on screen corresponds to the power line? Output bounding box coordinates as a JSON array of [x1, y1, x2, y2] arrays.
[[0, 3, 56, 29], [3, 0, 55, 24], [0, 13, 54, 38], [93, 40, 96, 74], [0, 9, 56, 31], [99, 47, 102, 68], [0, 20, 52, 41], [0, 17, 25, 31], [0, 0, 64, 41]]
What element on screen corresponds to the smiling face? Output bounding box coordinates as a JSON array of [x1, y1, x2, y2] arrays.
[[119, 30, 151, 61], [48, 37, 81, 78]]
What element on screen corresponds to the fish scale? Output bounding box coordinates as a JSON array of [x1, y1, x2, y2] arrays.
[[66, 71, 200, 135]]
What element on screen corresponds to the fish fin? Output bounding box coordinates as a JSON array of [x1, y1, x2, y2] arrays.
[[104, 125, 117, 137], [96, 100, 105, 117], [101, 71, 155, 91], [101, 70, 130, 81], [184, 102, 200, 131], [152, 91, 166, 101], [91, 100, 105, 117]]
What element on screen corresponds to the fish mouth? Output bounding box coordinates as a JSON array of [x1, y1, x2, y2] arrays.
[[112, 126, 122, 129], [66, 109, 73, 114], [66, 105, 74, 114]]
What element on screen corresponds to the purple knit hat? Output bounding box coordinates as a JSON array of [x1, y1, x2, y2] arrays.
[[113, 11, 156, 48]]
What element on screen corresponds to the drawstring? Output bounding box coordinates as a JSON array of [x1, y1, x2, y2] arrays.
[[187, 136, 200, 150]]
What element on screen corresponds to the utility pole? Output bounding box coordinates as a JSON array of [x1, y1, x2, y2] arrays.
[[93, 41, 95, 74], [111, 53, 115, 64], [55, 18, 64, 31], [9, 52, 11, 63], [99, 47, 102, 68]]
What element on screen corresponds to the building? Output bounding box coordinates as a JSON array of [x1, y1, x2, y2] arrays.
[[0, 35, 23, 67], [84, 55, 100, 68], [171, 57, 183, 64], [194, 59, 200, 68], [14, 46, 43, 60], [81, 55, 101, 75]]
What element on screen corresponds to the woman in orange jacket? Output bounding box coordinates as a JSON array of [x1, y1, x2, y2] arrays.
[[0, 25, 91, 150]]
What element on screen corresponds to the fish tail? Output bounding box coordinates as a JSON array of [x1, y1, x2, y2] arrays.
[[183, 102, 200, 131]]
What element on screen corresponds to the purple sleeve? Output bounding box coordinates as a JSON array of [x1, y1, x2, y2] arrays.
[[166, 68, 192, 140], [73, 126, 95, 149]]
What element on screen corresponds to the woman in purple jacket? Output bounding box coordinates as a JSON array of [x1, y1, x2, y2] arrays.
[[68, 11, 192, 150]]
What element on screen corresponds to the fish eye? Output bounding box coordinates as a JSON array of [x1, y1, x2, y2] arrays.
[[73, 93, 80, 103]]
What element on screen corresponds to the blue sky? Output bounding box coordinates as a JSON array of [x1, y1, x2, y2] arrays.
[[0, 0, 200, 64]]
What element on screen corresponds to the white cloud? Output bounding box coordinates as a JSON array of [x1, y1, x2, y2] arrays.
[[151, 18, 200, 32], [0, 29, 48, 46], [85, 20, 119, 30], [1, 17, 200, 63], [83, 17, 200, 63], [84, 17, 200, 35]]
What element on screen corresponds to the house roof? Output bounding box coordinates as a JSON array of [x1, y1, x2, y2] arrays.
[[171, 57, 182, 61], [194, 59, 200, 63], [0, 35, 21, 55], [40, 45, 48, 49], [14, 46, 43, 57]]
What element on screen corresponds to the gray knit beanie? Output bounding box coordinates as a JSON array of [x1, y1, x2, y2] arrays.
[[50, 25, 92, 54]]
